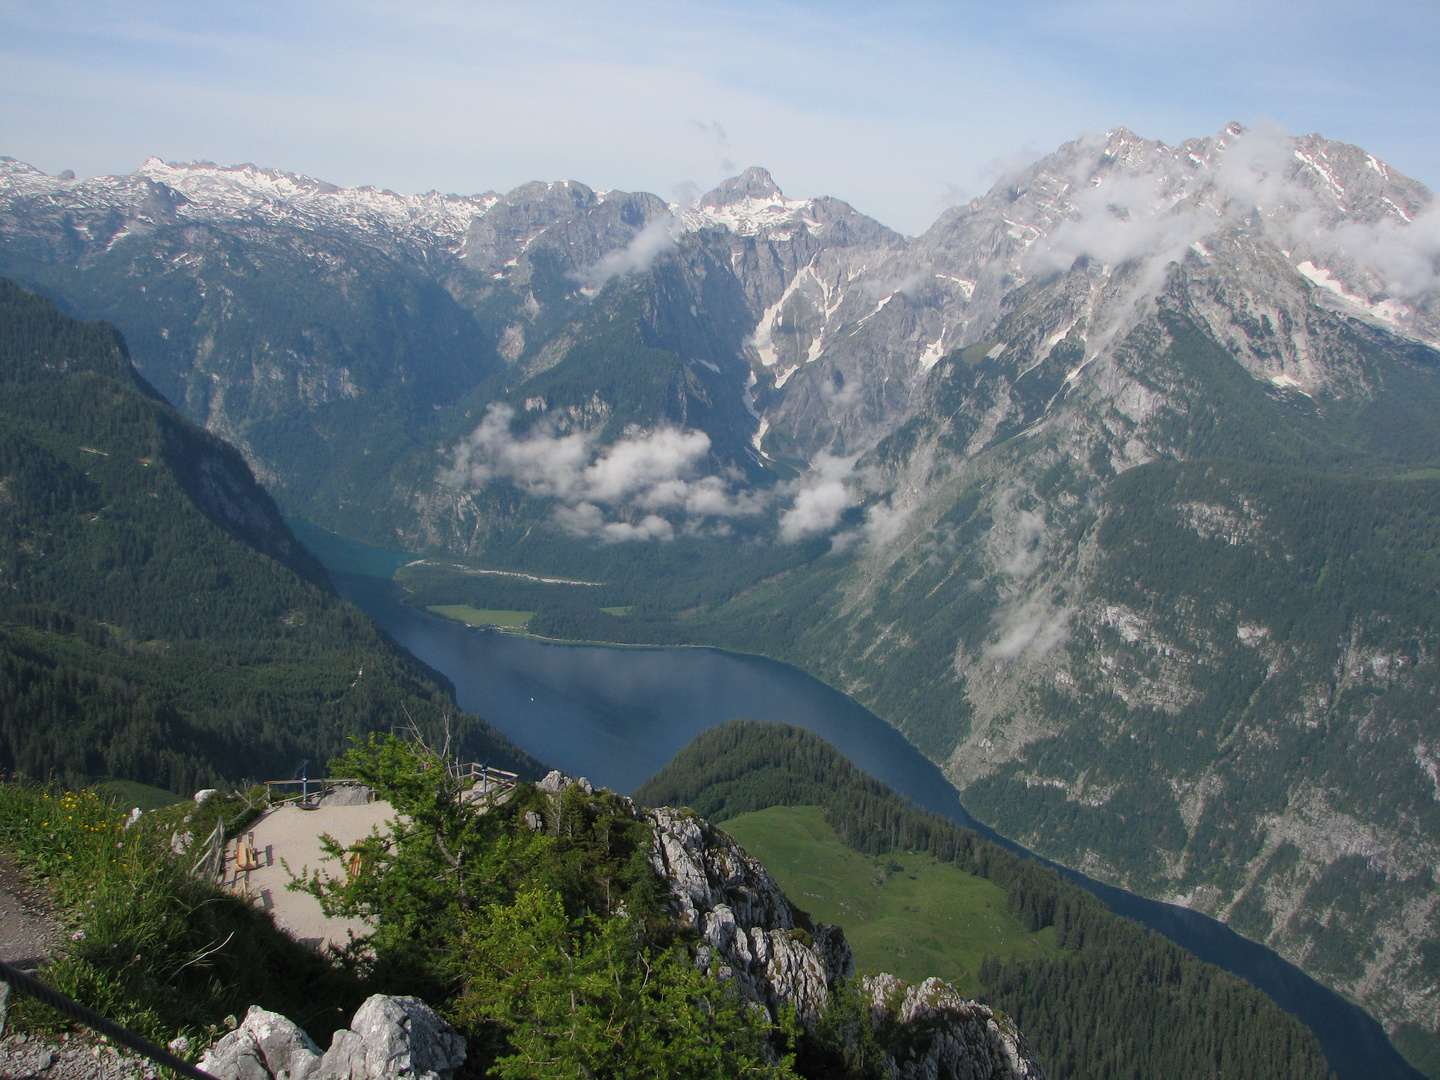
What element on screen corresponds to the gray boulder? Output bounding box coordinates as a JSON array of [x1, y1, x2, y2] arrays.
[[197, 1006, 323, 1080], [318, 995, 466, 1080], [197, 996, 465, 1080], [865, 974, 1047, 1080], [319, 784, 373, 807]]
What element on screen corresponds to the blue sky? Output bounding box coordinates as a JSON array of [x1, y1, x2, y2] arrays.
[[2, 0, 1437, 234]]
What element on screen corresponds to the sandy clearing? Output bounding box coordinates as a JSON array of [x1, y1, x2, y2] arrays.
[[226, 801, 396, 952]]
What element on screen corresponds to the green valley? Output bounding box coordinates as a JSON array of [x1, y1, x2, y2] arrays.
[[425, 604, 534, 629], [722, 804, 1059, 992], [636, 721, 1332, 1080]]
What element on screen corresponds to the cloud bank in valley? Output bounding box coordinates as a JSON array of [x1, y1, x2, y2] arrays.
[[442, 404, 879, 546]]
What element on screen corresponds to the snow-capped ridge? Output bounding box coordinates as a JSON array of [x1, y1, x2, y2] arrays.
[[0, 155, 500, 261]]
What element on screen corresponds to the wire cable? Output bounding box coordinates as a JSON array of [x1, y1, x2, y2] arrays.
[[0, 960, 217, 1080]]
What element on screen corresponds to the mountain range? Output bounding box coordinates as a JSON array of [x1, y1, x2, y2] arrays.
[[4, 121, 1440, 1072]]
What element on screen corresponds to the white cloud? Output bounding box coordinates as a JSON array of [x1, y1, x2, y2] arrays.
[[860, 498, 914, 548], [777, 452, 859, 543], [442, 403, 766, 541], [444, 405, 881, 544], [831, 496, 915, 555], [1000, 508, 1047, 578], [1303, 204, 1440, 300], [1020, 124, 1440, 345], [552, 502, 675, 543], [985, 596, 1073, 662], [574, 212, 682, 291], [988, 488, 1048, 579], [440, 403, 594, 499]]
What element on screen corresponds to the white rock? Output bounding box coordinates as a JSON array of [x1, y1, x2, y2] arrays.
[[316, 995, 466, 1080], [646, 807, 852, 1022], [197, 1006, 322, 1080]]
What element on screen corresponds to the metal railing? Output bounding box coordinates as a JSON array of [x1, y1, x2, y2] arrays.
[[0, 960, 216, 1080]]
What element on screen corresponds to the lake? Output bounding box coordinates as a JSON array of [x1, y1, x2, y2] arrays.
[[291, 519, 1423, 1080]]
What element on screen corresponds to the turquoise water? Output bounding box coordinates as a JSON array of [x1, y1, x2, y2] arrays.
[[296, 520, 1422, 1080]]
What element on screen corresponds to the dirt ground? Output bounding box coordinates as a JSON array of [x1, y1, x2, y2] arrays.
[[0, 852, 59, 970], [0, 1031, 159, 1080]]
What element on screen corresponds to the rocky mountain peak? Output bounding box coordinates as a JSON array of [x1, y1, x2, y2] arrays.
[[699, 166, 784, 208]]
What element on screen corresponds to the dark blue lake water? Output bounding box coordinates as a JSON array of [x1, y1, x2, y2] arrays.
[[292, 521, 1422, 1080]]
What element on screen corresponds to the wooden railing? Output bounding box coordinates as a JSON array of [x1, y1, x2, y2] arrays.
[[261, 762, 519, 808], [263, 777, 368, 806], [192, 817, 226, 882], [451, 761, 520, 805]]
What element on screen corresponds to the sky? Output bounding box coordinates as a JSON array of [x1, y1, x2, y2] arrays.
[[2, 0, 1438, 235]]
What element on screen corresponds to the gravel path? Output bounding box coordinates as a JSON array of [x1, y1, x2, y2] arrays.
[[0, 853, 60, 970], [1, 856, 158, 1079], [0, 1031, 160, 1080]]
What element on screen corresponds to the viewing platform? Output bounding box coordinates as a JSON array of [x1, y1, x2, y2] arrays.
[[212, 760, 521, 950]]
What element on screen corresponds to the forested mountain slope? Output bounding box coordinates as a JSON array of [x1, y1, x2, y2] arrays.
[[0, 279, 541, 790], [704, 276, 1440, 1062]]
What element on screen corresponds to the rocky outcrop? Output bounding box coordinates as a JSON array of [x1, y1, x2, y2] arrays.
[[523, 774, 854, 1023], [197, 995, 465, 1080], [646, 806, 853, 1021], [865, 974, 1047, 1080]]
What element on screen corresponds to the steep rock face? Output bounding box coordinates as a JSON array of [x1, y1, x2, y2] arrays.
[[756, 252, 1440, 1042], [4, 127, 1437, 532], [646, 805, 853, 1021], [865, 974, 1046, 1080]]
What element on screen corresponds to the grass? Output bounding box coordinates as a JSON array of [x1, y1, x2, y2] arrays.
[[722, 805, 1060, 994], [425, 604, 534, 629], [93, 778, 187, 812]]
